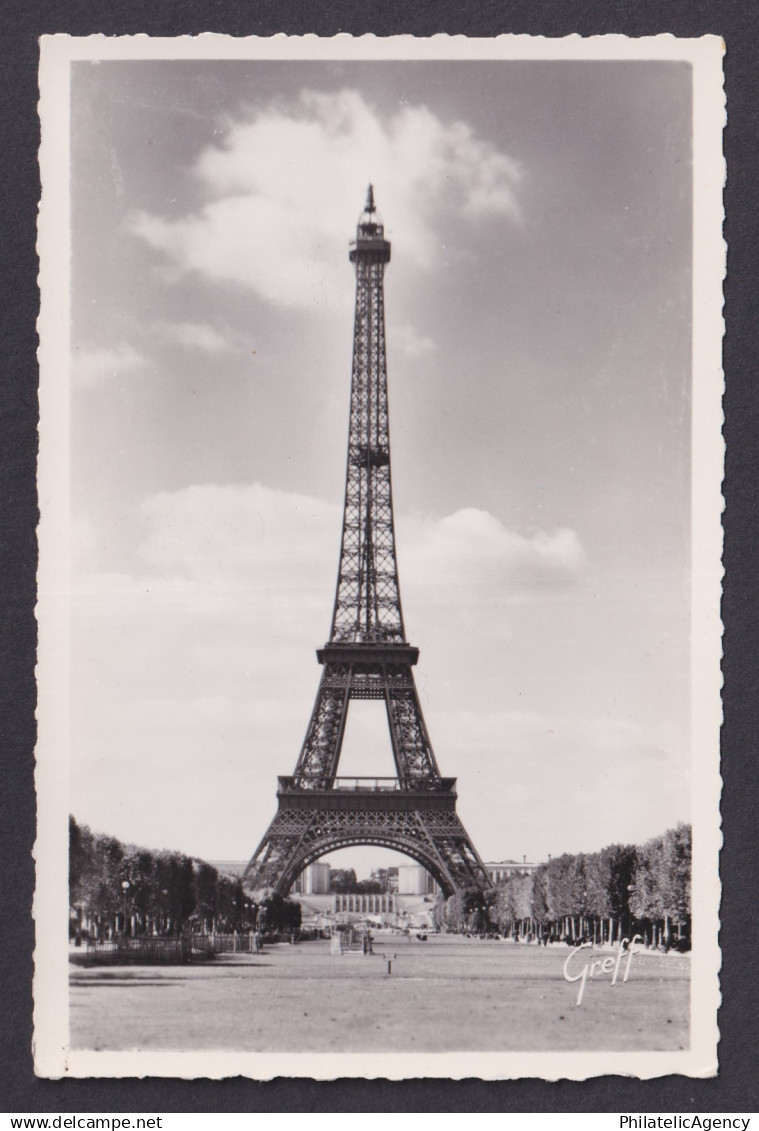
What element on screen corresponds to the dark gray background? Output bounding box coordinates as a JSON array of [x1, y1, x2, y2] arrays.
[[2, 0, 755, 1114]]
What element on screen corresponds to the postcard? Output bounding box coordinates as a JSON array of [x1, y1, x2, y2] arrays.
[[35, 32, 724, 1080]]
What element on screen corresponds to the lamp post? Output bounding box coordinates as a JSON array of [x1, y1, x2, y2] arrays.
[[121, 880, 130, 936]]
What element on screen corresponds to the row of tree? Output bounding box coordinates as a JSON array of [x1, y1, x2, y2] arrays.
[[434, 824, 691, 949], [71, 816, 690, 948], [69, 817, 301, 939]]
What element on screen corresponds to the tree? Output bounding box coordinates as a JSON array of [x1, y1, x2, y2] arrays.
[[531, 866, 550, 925], [68, 817, 261, 939], [95, 836, 126, 921], [193, 861, 220, 932], [656, 823, 691, 932], [493, 872, 535, 936], [69, 817, 94, 910], [127, 849, 157, 929], [543, 854, 587, 936], [259, 893, 302, 933], [216, 874, 244, 930], [430, 895, 446, 931], [370, 868, 391, 893], [353, 879, 382, 894], [443, 888, 490, 934], [330, 868, 358, 893], [630, 837, 663, 924], [630, 825, 691, 946], [601, 843, 637, 941]]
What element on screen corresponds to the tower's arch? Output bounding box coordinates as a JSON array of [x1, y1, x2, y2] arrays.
[[243, 781, 492, 899], [268, 834, 453, 898]]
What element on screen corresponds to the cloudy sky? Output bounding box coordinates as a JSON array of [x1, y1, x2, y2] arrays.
[[68, 58, 693, 871]]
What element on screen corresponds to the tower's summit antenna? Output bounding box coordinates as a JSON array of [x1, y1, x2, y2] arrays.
[[352, 185, 390, 262]]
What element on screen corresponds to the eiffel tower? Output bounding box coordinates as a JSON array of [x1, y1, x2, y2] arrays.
[[243, 187, 491, 899]]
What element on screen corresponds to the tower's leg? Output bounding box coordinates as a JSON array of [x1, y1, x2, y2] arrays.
[[243, 807, 317, 895], [290, 665, 351, 787], [384, 675, 441, 782]]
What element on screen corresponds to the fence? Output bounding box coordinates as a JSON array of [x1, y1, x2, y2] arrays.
[[84, 936, 216, 965], [330, 928, 373, 955], [199, 932, 260, 954]]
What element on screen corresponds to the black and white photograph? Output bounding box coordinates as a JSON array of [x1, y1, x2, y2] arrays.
[[35, 33, 724, 1080]]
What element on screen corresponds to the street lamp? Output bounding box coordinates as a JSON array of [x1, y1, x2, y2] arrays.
[[121, 880, 130, 936]]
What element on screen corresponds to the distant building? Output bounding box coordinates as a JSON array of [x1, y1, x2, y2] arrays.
[[369, 866, 400, 893], [484, 858, 541, 885], [397, 864, 438, 896], [334, 892, 396, 916], [293, 861, 331, 895]]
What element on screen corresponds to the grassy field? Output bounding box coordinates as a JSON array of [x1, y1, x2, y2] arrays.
[[69, 935, 689, 1053]]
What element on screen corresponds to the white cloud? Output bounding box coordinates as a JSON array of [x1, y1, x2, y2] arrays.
[[391, 323, 436, 358], [136, 482, 337, 592], [74, 485, 582, 650], [71, 343, 145, 389], [70, 480, 692, 863], [71, 481, 589, 856], [152, 320, 251, 355], [400, 508, 586, 598], [432, 708, 690, 863], [130, 89, 523, 310], [79, 484, 583, 614]]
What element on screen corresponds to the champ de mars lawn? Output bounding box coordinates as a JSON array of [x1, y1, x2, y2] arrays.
[[70, 935, 689, 1054]]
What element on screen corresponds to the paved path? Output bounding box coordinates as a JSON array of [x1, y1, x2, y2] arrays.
[[69, 937, 690, 1053]]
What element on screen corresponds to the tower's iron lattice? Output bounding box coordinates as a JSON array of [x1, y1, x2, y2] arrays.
[[243, 188, 491, 898]]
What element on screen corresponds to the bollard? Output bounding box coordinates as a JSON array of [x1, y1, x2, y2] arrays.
[[387, 960, 392, 975]]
